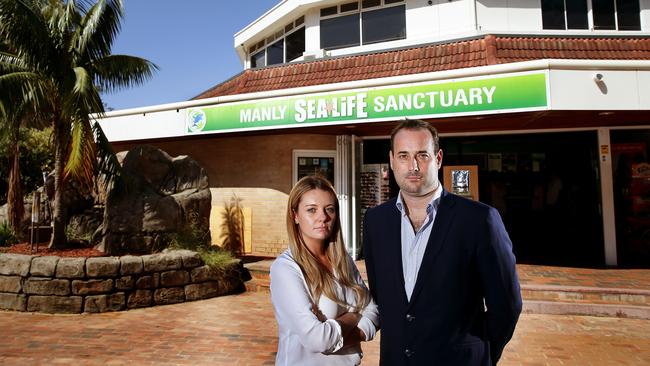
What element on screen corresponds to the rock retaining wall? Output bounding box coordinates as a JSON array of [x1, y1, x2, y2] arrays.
[[0, 250, 246, 314]]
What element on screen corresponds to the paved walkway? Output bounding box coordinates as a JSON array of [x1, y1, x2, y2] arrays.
[[516, 264, 650, 290], [2, 290, 650, 365], [350, 261, 650, 290]]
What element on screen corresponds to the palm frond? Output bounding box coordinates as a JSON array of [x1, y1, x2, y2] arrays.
[[76, 0, 123, 63], [94, 54, 158, 93], [64, 116, 95, 187], [92, 120, 128, 193], [0, 71, 53, 114], [62, 66, 104, 119], [0, 0, 56, 72]]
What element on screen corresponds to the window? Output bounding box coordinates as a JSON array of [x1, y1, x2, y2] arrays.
[[615, 0, 641, 30], [293, 150, 336, 185], [267, 39, 284, 65], [248, 16, 305, 68], [321, 14, 360, 50], [320, 0, 405, 51], [542, 0, 566, 30], [362, 5, 406, 44], [566, 0, 589, 29], [286, 27, 306, 62], [593, 0, 617, 29], [251, 51, 265, 68], [542, 0, 640, 31]]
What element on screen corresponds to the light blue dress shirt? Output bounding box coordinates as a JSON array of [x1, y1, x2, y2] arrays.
[[396, 185, 443, 301]]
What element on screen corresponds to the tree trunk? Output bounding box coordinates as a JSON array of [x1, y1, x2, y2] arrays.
[[7, 130, 24, 237], [49, 119, 68, 248]]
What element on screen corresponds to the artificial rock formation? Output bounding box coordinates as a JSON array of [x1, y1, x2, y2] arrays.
[[97, 145, 211, 255]]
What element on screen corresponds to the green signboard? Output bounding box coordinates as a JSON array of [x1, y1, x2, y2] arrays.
[[186, 71, 548, 134]]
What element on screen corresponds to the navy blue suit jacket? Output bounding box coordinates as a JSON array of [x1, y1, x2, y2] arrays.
[[363, 189, 522, 365]]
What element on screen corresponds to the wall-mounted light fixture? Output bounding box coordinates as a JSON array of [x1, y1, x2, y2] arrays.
[[593, 73, 607, 94], [593, 73, 604, 83]]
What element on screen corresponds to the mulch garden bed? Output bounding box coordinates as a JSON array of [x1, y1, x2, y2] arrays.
[[0, 242, 106, 257]]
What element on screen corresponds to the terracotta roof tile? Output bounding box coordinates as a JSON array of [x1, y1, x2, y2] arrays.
[[193, 35, 650, 100]]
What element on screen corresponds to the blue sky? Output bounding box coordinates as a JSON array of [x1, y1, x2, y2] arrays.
[[101, 0, 279, 111]]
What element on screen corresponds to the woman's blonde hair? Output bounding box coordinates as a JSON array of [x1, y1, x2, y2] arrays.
[[287, 175, 368, 312]]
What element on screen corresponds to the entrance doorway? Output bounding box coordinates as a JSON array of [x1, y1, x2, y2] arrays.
[[361, 131, 605, 267], [611, 129, 650, 267]]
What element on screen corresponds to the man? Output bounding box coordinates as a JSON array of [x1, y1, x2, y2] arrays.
[[363, 119, 522, 365]]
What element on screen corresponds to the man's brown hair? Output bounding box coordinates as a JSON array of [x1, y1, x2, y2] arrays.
[[390, 119, 440, 152]]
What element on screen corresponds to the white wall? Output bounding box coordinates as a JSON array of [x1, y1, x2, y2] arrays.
[[304, 7, 321, 53], [642, 0, 650, 30], [638, 70, 650, 108], [548, 69, 650, 110], [99, 109, 185, 142], [476, 0, 542, 32]]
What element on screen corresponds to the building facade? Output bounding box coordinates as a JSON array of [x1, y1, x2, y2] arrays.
[[100, 0, 650, 267]]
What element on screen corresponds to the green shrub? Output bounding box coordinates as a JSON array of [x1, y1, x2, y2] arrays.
[[0, 127, 53, 205], [165, 211, 210, 252], [163, 211, 235, 270], [0, 220, 18, 247], [197, 248, 236, 272]]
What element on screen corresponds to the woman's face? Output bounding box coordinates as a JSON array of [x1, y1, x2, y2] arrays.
[[293, 188, 337, 248]]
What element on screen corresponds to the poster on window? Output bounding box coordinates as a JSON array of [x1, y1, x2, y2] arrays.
[[443, 165, 479, 201]]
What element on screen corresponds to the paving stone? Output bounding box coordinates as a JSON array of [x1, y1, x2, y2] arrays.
[[154, 287, 185, 305], [24, 278, 70, 296], [86, 257, 120, 277], [0, 254, 33, 276], [160, 270, 190, 287], [0, 263, 648, 366], [55, 258, 86, 279], [71, 279, 113, 295], [27, 295, 82, 314], [142, 253, 181, 273], [120, 255, 144, 275], [30, 256, 59, 277], [0, 293, 26, 311], [127, 289, 152, 308], [0, 276, 22, 293], [2, 292, 650, 365], [84, 293, 126, 313]]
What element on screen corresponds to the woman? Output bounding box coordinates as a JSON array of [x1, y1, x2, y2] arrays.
[[270, 175, 379, 366]]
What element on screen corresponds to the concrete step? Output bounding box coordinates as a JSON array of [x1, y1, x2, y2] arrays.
[[521, 284, 650, 307], [243, 260, 650, 318], [244, 260, 273, 293]]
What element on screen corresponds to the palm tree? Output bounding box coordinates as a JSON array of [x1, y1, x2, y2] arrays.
[[0, 101, 26, 235], [0, 0, 157, 248], [0, 42, 34, 237]]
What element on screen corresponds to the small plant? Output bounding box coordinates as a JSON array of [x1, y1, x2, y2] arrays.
[[221, 194, 245, 255], [65, 218, 96, 245], [162, 210, 235, 271], [166, 211, 210, 252], [197, 248, 236, 272], [0, 220, 18, 247]]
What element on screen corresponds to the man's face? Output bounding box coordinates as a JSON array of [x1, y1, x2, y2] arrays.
[[390, 128, 443, 198]]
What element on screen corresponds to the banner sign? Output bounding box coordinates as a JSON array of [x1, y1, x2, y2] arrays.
[[186, 71, 548, 134]]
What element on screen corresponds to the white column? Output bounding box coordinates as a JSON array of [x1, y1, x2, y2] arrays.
[[598, 128, 618, 266], [336, 135, 353, 256]]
